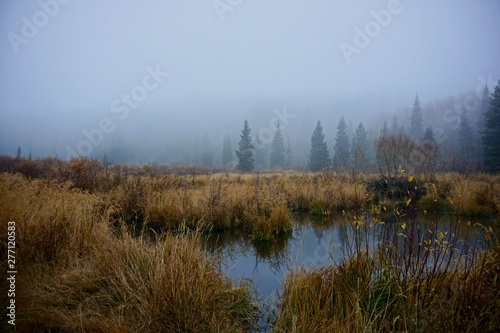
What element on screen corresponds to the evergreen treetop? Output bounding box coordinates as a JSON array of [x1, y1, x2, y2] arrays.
[[483, 81, 500, 173], [352, 122, 370, 172], [410, 94, 424, 141], [333, 116, 350, 170], [222, 135, 233, 166], [235, 120, 255, 172], [308, 120, 331, 172], [270, 123, 286, 168], [459, 109, 475, 163]]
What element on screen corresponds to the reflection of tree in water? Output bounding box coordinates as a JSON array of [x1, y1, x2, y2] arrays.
[[202, 214, 495, 287], [336, 215, 370, 257], [313, 226, 324, 243], [306, 215, 333, 243], [252, 236, 291, 274], [368, 212, 495, 273], [201, 229, 292, 274]]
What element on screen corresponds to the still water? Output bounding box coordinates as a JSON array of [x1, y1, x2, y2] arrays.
[[204, 214, 496, 304]]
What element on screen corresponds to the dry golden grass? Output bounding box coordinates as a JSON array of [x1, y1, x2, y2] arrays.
[[1, 157, 499, 331], [122, 171, 372, 240], [274, 240, 500, 333], [0, 173, 257, 332], [419, 173, 500, 215], [19, 233, 256, 332]]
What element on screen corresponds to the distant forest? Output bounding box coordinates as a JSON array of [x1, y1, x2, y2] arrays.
[[11, 81, 500, 174]]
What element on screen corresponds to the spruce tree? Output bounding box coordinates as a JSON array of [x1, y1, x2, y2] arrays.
[[286, 136, 292, 168], [333, 116, 350, 170], [380, 120, 389, 136], [477, 85, 490, 167], [391, 115, 400, 134], [419, 126, 439, 172], [254, 135, 267, 169], [235, 120, 255, 172], [458, 109, 475, 168], [222, 135, 233, 166], [16, 146, 21, 159], [410, 94, 424, 141], [478, 85, 490, 133], [308, 120, 331, 172], [270, 123, 286, 168], [483, 81, 500, 173], [423, 126, 436, 142], [200, 133, 214, 166], [352, 123, 370, 172]]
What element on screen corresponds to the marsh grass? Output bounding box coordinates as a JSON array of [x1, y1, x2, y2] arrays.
[[274, 208, 499, 333], [0, 173, 257, 332], [1, 157, 500, 332], [19, 233, 257, 332]]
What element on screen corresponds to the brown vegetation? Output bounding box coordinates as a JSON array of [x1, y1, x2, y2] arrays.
[[0, 173, 257, 332], [1, 156, 499, 331], [274, 215, 500, 333]]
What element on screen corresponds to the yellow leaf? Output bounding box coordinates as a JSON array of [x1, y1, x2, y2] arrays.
[[423, 209, 427, 215], [408, 175, 414, 182], [406, 198, 411, 206], [383, 206, 387, 211], [401, 222, 406, 230]]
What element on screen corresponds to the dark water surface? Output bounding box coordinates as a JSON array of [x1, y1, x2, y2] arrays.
[[204, 214, 497, 306]]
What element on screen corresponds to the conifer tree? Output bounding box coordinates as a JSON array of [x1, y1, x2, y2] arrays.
[[478, 85, 490, 132], [458, 109, 475, 168], [270, 123, 286, 168], [286, 136, 293, 168], [410, 94, 424, 141], [380, 120, 389, 136], [333, 116, 350, 170], [308, 120, 331, 171], [483, 81, 500, 173], [477, 85, 490, 167], [222, 135, 233, 166], [200, 133, 214, 166], [235, 120, 255, 172], [419, 126, 439, 172], [351, 123, 370, 172], [254, 135, 267, 169], [391, 115, 400, 134], [16, 146, 21, 159]]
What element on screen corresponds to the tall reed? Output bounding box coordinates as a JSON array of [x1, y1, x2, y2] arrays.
[[274, 208, 499, 333], [0, 173, 257, 332]]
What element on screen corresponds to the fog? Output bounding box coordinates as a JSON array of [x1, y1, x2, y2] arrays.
[[1, 0, 499, 165]]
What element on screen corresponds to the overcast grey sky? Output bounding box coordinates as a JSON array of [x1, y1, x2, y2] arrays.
[[1, 0, 499, 160]]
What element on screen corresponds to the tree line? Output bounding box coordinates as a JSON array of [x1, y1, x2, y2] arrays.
[[233, 81, 500, 173], [13, 82, 500, 174]]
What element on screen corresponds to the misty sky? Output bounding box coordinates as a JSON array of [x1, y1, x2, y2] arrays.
[[1, 0, 499, 161]]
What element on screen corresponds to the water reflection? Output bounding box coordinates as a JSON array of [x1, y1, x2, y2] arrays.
[[203, 214, 497, 302]]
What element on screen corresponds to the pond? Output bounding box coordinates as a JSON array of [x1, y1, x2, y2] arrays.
[[203, 213, 496, 328]]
